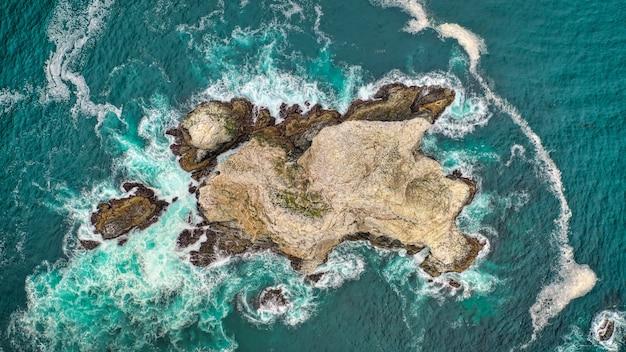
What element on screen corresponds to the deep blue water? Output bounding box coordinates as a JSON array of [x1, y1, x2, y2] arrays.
[[1, 0, 624, 351]]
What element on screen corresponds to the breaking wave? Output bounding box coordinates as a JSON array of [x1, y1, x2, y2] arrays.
[[436, 23, 487, 74]]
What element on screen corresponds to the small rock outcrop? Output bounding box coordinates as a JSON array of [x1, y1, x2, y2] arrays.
[[80, 240, 100, 250], [89, 183, 168, 242], [597, 318, 616, 342], [176, 225, 278, 267], [253, 287, 290, 312]]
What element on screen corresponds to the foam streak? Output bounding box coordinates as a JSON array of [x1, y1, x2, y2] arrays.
[[436, 23, 486, 73], [44, 0, 121, 126], [370, 0, 430, 33], [371, 0, 597, 340]]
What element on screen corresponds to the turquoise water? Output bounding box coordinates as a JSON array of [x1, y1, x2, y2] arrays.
[[1, 0, 624, 350]]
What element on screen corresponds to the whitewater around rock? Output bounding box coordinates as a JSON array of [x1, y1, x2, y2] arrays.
[[89, 83, 482, 277]]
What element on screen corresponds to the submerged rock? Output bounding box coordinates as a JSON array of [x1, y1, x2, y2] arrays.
[[448, 279, 462, 289], [253, 287, 290, 312], [304, 273, 325, 285], [80, 240, 100, 250], [90, 183, 168, 242], [171, 83, 481, 276]]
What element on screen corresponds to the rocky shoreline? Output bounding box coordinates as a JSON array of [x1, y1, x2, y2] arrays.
[[88, 83, 483, 277]]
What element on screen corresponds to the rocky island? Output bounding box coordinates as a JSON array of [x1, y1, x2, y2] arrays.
[[89, 83, 482, 277], [86, 183, 168, 249]]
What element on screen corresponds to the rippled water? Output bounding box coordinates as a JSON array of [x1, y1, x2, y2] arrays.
[[1, 0, 624, 350]]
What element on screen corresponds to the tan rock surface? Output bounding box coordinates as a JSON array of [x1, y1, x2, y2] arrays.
[[167, 98, 272, 179], [198, 117, 478, 274], [165, 83, 482, 276], [181, 101, 236, 151]]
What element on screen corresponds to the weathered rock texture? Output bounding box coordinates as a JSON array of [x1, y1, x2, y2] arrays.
[[597, 318, 615, 342], [90, 183, 168, 242], [197, 116, 478, 274], [167, 99, 274, 180], [170, 83, 481, 276]]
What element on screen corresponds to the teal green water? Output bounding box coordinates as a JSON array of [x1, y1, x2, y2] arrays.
[[1, 0, 624, 351]]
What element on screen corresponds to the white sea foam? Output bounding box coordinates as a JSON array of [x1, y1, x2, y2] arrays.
[[478, 77, 597, 340], [369, 0, 486, 73], [313, 5, 332, 46], [44, 0, 121, 127], [436, 23, 487, 74], [0, 240, 7, 272], [270, 0, 305, 21], [119, 101, 192, 198], [0, 88, 26, 114], [430, 93, 491, 138], [309, 243, 367, 289], [506, 144, 527, 166], [176, 7, 223, 35], [527, 263, 596, 337], [553, 325, 588, 352], [200, 71, 328, 119], [194, 62, 363, 120], [496, 190, 530, 216]]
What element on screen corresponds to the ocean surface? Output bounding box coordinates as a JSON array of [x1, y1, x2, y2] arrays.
[[0, 0, 624, 351]]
